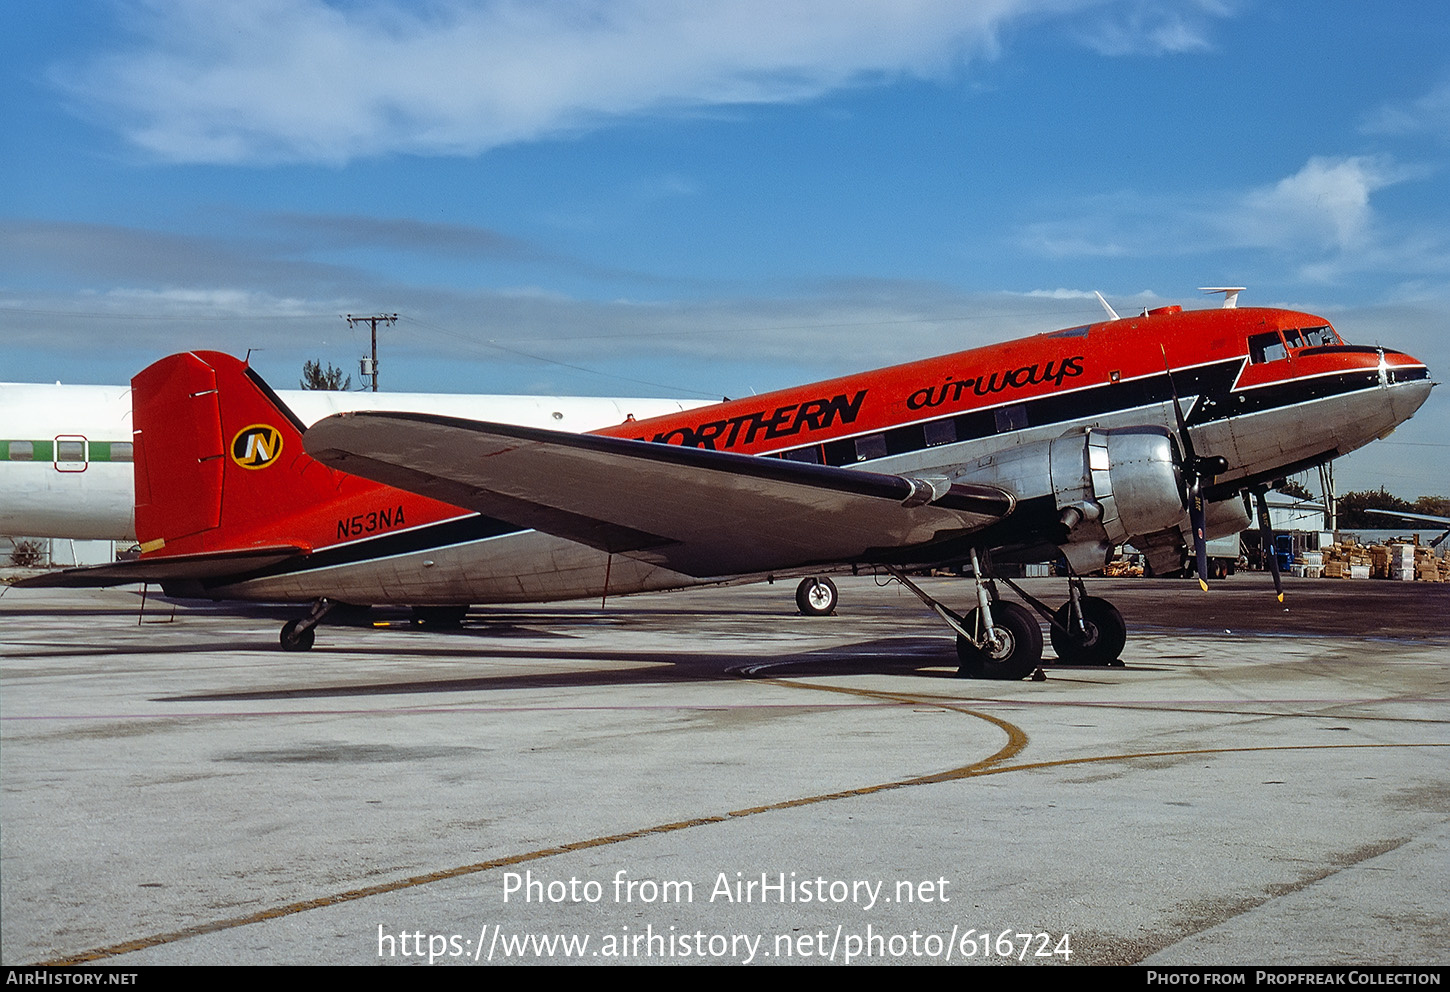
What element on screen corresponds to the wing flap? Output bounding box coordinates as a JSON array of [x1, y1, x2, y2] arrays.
[[305, 412, 1012, 577]]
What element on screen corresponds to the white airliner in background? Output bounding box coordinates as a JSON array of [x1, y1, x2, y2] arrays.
[[0, 382, 711, 542]]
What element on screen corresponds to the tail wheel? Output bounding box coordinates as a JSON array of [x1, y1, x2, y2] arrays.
[[1049, 596, 1126, 666], [795, 576, 838, 616], [279, 618, 316, 652], [955, 601, 1043, 680]]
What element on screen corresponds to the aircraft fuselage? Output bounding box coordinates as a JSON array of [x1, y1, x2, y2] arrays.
[[193, 305, 1431, 606]]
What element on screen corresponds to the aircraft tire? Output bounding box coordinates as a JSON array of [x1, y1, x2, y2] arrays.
[[1049, 597, 1125, 666], [795, 576, 838, 616], [280, 618, 316, 652], [955, 602, 1042, 680]]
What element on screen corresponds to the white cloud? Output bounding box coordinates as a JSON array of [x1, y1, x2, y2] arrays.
[[1363, 80, 1450, 142], [1018, 155, 1441, 282], [54, 0, 1229, 165], [1236, 155, 1399, 252], [1077, 0, 1232, 56]]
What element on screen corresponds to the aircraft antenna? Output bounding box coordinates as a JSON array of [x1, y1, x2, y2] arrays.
[[1199, 287, 1245, 309], [1093, 291, 1120, 320]]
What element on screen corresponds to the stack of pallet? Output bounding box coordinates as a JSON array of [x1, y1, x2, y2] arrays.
[[1320, 541, 1372, 579], [1413, 544, 1447, 582], [1364, 540, 1446, 581]]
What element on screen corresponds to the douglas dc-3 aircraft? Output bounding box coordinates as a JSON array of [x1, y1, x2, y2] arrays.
[[20, 294, 1433, 679]]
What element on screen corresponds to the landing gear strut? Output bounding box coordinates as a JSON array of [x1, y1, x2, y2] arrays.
[[1049, 594, 1126, 666], [955, 601, 1043, 680], [993, 570, 1127, 667], [883, 553, 1044, 681]]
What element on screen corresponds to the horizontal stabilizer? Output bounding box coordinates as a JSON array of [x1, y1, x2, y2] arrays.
[[14, 546, 306, 589], [304, 412, 1012, 577]]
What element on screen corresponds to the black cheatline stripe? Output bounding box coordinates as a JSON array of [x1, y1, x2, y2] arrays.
[[221, 514, 526, 585]]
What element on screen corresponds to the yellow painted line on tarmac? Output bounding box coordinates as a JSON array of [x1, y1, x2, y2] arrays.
[[35, 675, 1449, 966], [39, 686, 1023, 965]]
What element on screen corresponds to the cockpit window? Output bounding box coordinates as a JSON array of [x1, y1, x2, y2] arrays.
[[1282, 325, 1340, 350], [1248, 331, 1288, 364]]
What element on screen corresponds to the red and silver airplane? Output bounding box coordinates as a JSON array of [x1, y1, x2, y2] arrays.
[[21, 293, 1434, 679]]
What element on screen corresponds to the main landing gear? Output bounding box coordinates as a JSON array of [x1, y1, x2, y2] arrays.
[[884, 555, 1129, 679], [1047, 581, 1126, 667], [884, 553, 1044, 681]]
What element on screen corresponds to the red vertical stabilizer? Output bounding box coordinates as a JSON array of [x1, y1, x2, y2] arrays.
[[131, 351, 467, 558]]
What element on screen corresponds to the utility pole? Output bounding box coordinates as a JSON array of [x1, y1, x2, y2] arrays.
[[345, 313, 397, 392]]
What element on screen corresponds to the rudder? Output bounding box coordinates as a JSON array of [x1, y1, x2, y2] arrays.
[[133, 351, 347, 556]]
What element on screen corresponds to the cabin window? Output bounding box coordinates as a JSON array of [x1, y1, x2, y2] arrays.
[[853, 434, 888, 462], [112, 442, 133, 462], [782, 445, 822, 465], [1248, 331, 1288, 364], [994, 405, 1029, 433], [924, 419, 958, 447]]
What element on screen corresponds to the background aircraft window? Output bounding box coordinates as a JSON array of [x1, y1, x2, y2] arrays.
[[782, 445, 822, 464], [89, 441, 134, 462], [853, 434, 888, 462], [924, 419, 957, 446], [8, 440, 33, 461], [56, 440, 86, 462], [994, 404, 1028, 433], [1248, 331, 1287, 364]]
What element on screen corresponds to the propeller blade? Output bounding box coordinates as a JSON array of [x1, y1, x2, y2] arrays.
[[1161, 344, 1225, 592], [1161, 345, 1198, 466], [1255, 489, 1284, 602], [1190, 481, 1209, 591]]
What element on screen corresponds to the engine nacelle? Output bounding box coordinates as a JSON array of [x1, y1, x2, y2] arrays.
[[955, 426, 1186, 572], [1131, 492, 1253, 577]]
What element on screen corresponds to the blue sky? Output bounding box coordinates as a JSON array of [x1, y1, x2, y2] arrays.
[[2, 0, 1446, 498]]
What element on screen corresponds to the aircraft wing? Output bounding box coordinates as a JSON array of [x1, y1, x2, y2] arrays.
[[12, 546, 306, 588], [1364, 508, 1450, 526], [305, 412, 1013, 577]]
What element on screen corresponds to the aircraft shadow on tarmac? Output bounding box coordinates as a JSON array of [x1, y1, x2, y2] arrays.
[[158, 624, 1171, 702], [157, 634, 1001, 702]]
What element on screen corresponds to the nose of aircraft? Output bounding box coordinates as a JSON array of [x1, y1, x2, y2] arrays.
[[1385, 365, 1434, 434]]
